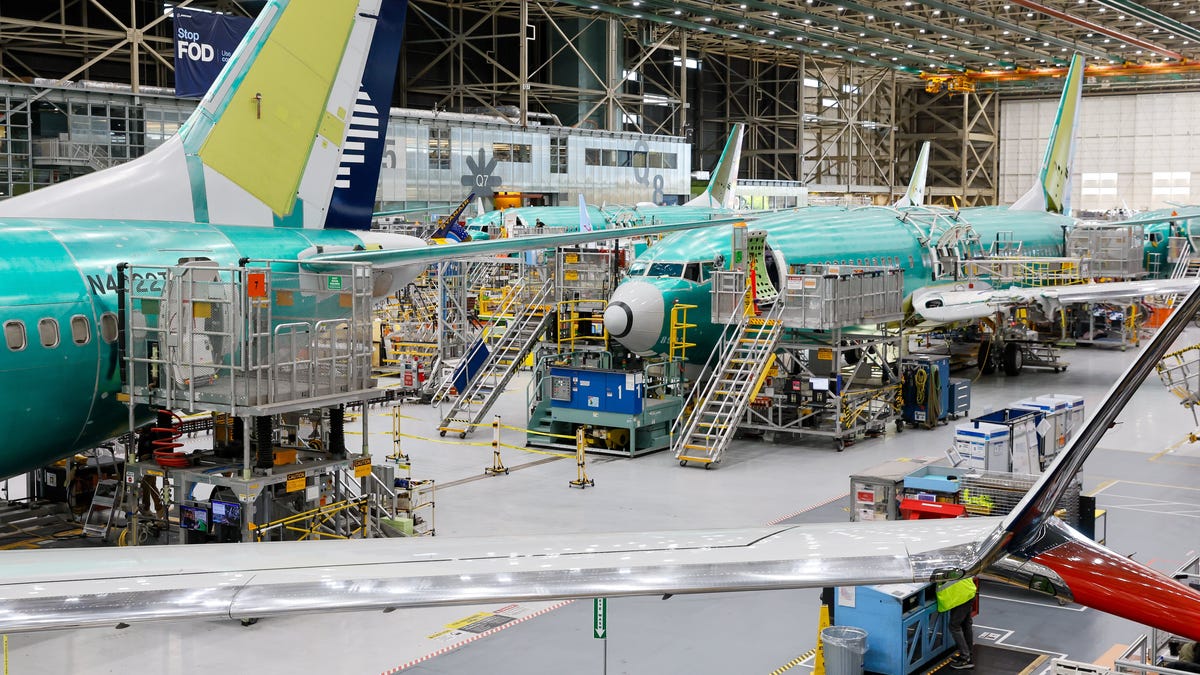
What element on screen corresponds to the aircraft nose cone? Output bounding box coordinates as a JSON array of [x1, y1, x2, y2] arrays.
[[605, 280, 664, 355]]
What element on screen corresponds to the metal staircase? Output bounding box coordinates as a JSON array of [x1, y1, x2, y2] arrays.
[[1172, 240, 1198, 280], [438, 279, 555, 437], [428, 276, 534, 405], [672, 300, 785, 468], [1161, 239, 1199, 309]]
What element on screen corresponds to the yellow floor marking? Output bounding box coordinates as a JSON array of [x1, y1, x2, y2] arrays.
[[1085, 480, 1118, 497], [1150, 435, 1193, 462], [1102, 478, 1200, 492], [444, 612, 493, 630], [1018, 655, 1049, 674], [0, 541, 40, 550], [768, 648, 815, 675], [1093, 643, 1129, 669]]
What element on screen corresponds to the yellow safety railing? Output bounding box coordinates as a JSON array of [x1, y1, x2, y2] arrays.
[[556, 299, 608, 351], [249, 497, 370, 541], [477, 286, 520, 319], [669, 303, 697, 361]]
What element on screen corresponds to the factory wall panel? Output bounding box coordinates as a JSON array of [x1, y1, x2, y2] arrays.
[[1000, 91, 1200, 214], [377, 111, 693, 209]]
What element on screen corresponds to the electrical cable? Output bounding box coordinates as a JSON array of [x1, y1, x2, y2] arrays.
[[151, 410, 191, 468]]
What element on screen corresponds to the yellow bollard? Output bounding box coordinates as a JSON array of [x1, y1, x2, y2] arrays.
[[485, 415, 509, 476], [389, 404, 409, 464], [568, 427, 595, 489]]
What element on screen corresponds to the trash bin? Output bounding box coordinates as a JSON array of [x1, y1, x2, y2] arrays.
[[822, 625, 868, 675]]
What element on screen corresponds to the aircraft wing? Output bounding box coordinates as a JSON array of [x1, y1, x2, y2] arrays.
[[0, 517, 995, 632], [915, 278, 1198, 323], [1107, 205, 1200, 227], [301, 216, 746, 271]]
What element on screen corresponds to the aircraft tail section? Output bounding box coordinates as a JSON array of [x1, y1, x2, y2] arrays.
[[977, 283, 1200, 639], [326, 0, 407, 230], [1011, 53, 1084, 214], [578, 195, 595, 232], [893, 141, 931, 208], [685, 123, 744, 209], [0, 0, 400, 230]]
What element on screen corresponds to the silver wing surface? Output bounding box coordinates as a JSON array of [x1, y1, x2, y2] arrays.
[[300, 216, 748, 272], [915, 278, 1198, 323], [0, 517, 998, 632]]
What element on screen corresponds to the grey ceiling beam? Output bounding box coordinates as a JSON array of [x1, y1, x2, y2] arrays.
[[637, 0, 964, 70], [916, 0, 1113, 61], [553, 0, 922, 73]]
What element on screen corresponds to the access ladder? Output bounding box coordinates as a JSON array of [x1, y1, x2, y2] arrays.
[[428, 276, 535, 405], [1160, 239, 1198, 310], [82, 479, 121, 538], [673, 300, 785, 467], [438, 278, 555, 437]]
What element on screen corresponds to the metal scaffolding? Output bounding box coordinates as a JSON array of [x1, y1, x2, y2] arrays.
[[898, 85, 1000, 206]]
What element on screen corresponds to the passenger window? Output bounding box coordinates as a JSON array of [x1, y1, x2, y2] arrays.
[[71, 315, 91, 346], [4, 321, 26, 352], [38, 318, 60, 349], [100, 312, 118, 344]]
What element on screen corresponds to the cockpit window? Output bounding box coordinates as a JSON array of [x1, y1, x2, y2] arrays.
[[628, 263, 650, 276], [646, 262, 685, 278], [682, 263, 700, 283], [700, 261, 715, 282]]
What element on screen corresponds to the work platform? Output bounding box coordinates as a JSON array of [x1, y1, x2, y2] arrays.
[[111, 259, 421, 546], [675, 259, 905, 466], [121, 259, 377, 417]]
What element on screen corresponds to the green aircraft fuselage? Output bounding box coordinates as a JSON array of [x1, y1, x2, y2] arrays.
[[1139, 211, 1195, 278], [0, 219, 374, 478], [611, 205, 1072, 360]]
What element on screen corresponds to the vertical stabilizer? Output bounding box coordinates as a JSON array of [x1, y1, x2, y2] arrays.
[[893, 141, 931, 208], [326, 0, 408, 229], [579, 194, 594, 233], [0, 0, 398, 230], [685, 123, 745, 209], [1010, 54, 1084, 214], [973, 284, 1200, 641]]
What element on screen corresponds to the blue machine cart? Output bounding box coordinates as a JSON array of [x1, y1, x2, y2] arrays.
[[834, 583, 952, 674]]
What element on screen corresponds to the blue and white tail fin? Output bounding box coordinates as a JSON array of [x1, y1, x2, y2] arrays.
[[1011, 53, 1084, 214], [327, 0, 407, 230], [685, 123, 745, 210], [0, 0, 403, 230], [893, 141, 931, 208]]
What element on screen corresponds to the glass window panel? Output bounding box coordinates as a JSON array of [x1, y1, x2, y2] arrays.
[[37, 318, 59, 348], [70, 315, 90, 346], [4, 321, 25, 351], [100, 313, 118, 343]]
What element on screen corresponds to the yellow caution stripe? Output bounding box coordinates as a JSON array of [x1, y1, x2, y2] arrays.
[[768, 648, 816, 675]]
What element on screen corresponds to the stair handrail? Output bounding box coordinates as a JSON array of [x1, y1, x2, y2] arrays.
[[429, 275, 537, 404], [439, 277, 556, 433], [670, 298, 786, 461], [670, 284, 758, 442]]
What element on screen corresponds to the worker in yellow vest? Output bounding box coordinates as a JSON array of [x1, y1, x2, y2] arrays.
[[937, 576, 978, 670]]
